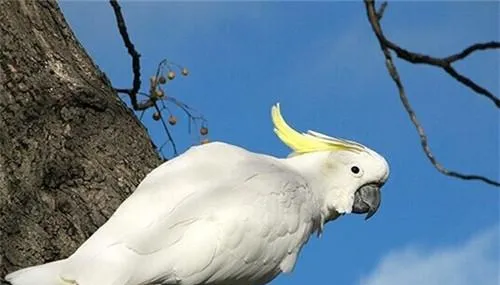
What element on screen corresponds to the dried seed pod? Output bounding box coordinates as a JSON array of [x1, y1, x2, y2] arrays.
[[181, 67, 189, 76], [200, 126, 208, 136], [168, 115, 177, 125], [158, 76, 167, 84], [152, 112, 161, 121], [167, 71, 176, 80], [155, 89, 164, 98]]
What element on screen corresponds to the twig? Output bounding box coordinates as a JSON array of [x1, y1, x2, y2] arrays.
[[376, 1, 387, 20], [444, 42, 500, 63], [166, 97, 207, 135], [153, 103, 178, 156], [365, 2, 500, 107], [109, 0, 157, 111], [364, 0, 500, 187]]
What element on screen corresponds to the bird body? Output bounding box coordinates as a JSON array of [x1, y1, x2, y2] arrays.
[[5, 104, 389, 285]]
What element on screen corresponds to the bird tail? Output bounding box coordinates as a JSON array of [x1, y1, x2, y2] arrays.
[[5, 259, 66, 285]]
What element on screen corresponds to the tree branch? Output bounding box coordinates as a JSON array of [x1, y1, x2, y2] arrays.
[[444, 41, 500, 63], [109, 0, 158, 111], [386, 41, 500, 106], [365, 2, 500, 107], [376, 1, 387, 20], [364, 0, 500, 187]]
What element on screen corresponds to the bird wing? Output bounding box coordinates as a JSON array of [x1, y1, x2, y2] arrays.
[[59, 142, 320, 285]]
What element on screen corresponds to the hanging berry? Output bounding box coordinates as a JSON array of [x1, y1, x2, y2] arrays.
[[152, 112, 161, 121], [167, 71, 176, 80], [168, 115, 177, 125], [158, 76, 167, 84]]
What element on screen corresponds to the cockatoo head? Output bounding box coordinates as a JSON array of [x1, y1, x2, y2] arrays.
[[271, 104, 389, 222]]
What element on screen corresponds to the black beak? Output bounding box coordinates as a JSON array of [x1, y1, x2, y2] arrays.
[[352, 184, 381, 220]]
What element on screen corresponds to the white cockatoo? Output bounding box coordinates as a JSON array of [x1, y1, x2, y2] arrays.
[[5, 104, 389, 285]]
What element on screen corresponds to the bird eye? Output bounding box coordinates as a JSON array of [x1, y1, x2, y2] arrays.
[[351, 166, 360, 174], [350, 165, 363, 177]]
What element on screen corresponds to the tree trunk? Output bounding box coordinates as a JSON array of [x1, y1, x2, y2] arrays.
[[0, 0, 161, 276]]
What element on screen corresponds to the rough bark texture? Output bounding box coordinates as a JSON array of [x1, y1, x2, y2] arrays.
[[0, 0, 162, 276]]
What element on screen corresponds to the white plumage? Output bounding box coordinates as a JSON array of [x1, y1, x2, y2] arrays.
[[5, 104, 389, 285]]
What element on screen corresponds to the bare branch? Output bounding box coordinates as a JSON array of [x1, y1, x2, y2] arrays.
[[376, 1, 388, 20], [383, 40, 500, 107], [443, 65, 498, 104], [444, 41, 500, 63], [364, 0, 500, 187], [364, 2, 500, 107], [109, 0, 159, 111]]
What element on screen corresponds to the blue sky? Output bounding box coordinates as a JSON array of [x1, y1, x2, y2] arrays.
[[60, 1, 499, 284]]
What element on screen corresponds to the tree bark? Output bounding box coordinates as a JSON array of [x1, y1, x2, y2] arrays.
[[0, 0, 161, 276]]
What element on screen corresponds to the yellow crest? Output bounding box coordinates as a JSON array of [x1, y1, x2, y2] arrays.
[[271, 103, 365, 154]]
